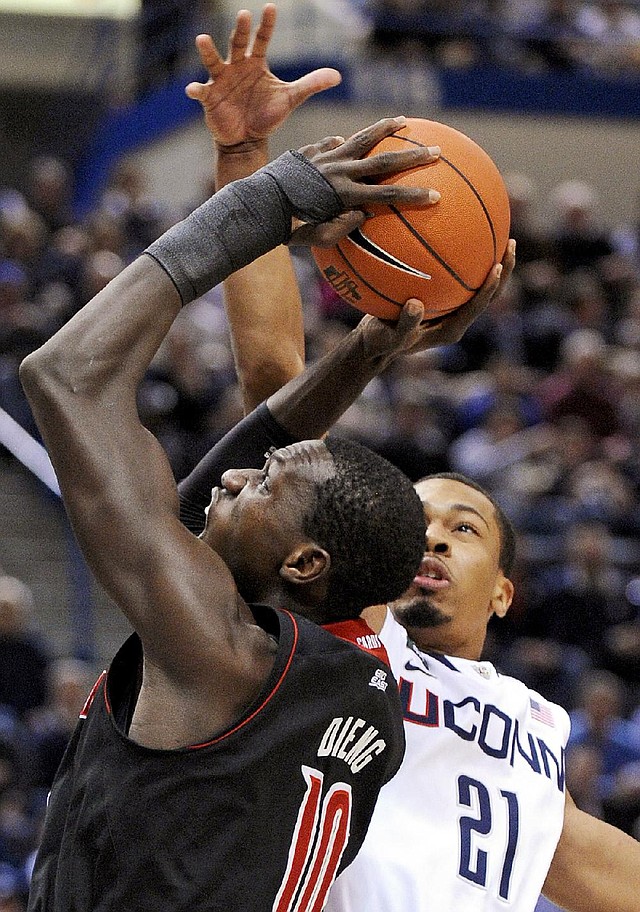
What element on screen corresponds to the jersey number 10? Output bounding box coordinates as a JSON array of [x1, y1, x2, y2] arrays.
[[273, 766, 352, 912]]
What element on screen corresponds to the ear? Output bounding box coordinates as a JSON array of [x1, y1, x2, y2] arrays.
[[279, 543, 331, 586], [489, 574, 514, 620]]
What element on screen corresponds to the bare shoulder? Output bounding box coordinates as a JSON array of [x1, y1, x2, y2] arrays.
[[361, 604, 387, 634]]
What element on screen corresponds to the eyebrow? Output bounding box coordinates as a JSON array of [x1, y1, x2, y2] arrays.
[[450, 504, 491, 531], [423, 501, 492, 531]]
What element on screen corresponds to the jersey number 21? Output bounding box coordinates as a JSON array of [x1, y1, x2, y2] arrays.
[[457, 774, 520, 902]]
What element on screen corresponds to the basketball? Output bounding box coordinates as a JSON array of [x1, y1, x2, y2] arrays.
[[311, 118, 511, 321]]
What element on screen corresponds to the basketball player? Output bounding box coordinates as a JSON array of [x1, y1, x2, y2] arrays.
[[19, 108, 454, 907], [180, 9, 640, 911]]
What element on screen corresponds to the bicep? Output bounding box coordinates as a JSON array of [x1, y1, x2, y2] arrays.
[[30, 387, 246, 680], [71, 439, 255, 685], [543, 791, 640, 912]]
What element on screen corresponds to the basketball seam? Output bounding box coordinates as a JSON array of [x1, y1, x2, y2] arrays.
[[334, 242, 404, 307], [389, 204, 479, 293], [387, 135, 499, 261], [439, 154, 498, 259]]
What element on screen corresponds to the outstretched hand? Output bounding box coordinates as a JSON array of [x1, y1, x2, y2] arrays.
[[356, 239, 517, 365], [185, 4, 342, 150]]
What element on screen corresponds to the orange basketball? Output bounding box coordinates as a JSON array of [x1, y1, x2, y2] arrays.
[[311, 118, 510, 321]]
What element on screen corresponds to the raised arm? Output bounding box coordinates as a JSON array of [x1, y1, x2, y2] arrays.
[[267, 244, 515, 440], [178, 243, 516, 531], [187, 4, 343, 411], [542, 790, 640, 912], [19, 121, 437, 702]]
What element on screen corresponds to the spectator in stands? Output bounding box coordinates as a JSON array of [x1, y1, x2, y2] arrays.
[[528, 522, 633, 662], [558, 269, 615, 337], [0, 578, 50, 720], [449, 395, 553, 489], [568, 670, 640, 795], [603, 608, 640, 691], [519, 0, 590, 70], [443, 277, 530, 372], [98, 159, 171, 257], [603, 759, 640, 837], [138, 0, 194, 94], [453, 352, 541, 429], [565, 742, 605, 817], [503, 171, 553, 265], [0, 262, 34, 361], [375, 387, 450, 480], [612, 189, 640, 274], [78, 250, 126, 307], [25, 157, 73, 234], [565, 458, 640, 534], [537, 328, 621, 438], [498, 636, 591, 710], [575, 0, 640, 72], [27, 659, 95, 790], [550, 179, 615, 274]]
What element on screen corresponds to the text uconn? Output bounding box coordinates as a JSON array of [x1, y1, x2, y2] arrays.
[[400, 678, 566, 793]]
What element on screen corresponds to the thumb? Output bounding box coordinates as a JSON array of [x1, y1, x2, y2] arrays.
[[289, 210, 365, 248], [289, 68, 342, 108], [395, 298, 425, 335]]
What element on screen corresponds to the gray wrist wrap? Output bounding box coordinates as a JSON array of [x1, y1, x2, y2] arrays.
[[144, 150, 343, 306]]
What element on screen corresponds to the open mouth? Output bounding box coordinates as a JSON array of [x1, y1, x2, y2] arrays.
[[413, 557, 451, 590]]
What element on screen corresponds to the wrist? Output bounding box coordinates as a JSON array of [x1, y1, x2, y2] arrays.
[[215, 138, 269, 160], [354, 320, 394, 373], [215, 140, 270, 188], [214, 139, 269, 170]]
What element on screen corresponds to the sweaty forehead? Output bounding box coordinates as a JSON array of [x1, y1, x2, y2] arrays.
[[414, 478, 498, 529]]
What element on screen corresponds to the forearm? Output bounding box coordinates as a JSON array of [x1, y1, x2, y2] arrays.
[[543, 800, 640, 912], [266, 322, 385, 440], [217, 142, 304, 413], [178, 323, 393, 534]]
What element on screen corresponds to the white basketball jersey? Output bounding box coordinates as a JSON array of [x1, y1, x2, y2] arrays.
[[326, 611, 570, 912]]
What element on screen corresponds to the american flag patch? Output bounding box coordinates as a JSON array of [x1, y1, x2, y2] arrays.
[[530, 698, 555, 727]]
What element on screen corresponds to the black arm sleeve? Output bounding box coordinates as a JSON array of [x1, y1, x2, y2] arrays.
[[177, 402, 298, 534]]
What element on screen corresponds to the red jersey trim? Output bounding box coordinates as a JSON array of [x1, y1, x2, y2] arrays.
[[187, 609, 300, 750], [80, 670, 107, 719], [322, 618, 391, 667]]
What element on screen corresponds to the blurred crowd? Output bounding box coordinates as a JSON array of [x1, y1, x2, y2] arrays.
[[1, 149, 640, 907], [361, 0, 640, 74]]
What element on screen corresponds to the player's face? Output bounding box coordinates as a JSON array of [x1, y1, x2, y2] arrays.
[[390, 478, 513, 660], [200, 441, 335, 602]]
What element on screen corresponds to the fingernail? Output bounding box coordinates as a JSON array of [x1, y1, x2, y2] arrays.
[[427, 145, 441, 157], [495, 264, 503, 278], [429, 190, 441, 203], [394, 116, 407, 124]]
